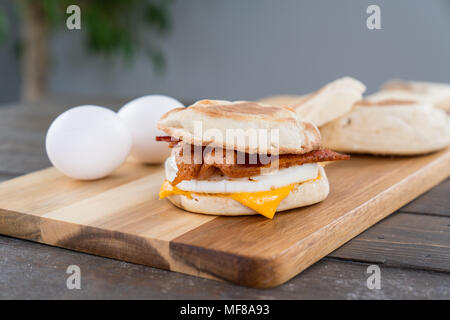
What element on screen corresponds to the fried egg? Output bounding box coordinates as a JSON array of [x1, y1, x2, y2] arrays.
[[165, 155, 319, 193]]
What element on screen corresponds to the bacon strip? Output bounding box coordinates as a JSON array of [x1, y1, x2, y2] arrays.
[[156, 136, 181, 148], [156, 136, 179, 142], [172, 147, 349, 185], [217, 149, 349, 178]]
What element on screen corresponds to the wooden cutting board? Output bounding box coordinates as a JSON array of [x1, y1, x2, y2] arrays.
[[0, 148, 448, 288]]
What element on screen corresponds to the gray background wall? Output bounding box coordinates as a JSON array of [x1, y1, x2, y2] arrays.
[[1, 0, 450, 104], [0, 0, 20, 104]]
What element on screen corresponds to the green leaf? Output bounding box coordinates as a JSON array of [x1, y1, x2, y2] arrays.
[[12, 0, 175, 72], [144, 2, 171, 34], [42, 0, 64, 28]]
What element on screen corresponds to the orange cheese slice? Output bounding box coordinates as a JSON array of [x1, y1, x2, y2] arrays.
[[159, 180, 294, 219], [227, 185, 294, 219]]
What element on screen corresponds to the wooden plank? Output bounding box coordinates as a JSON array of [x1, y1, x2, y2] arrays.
[[0, 164, 161, 215], [1, 235, 448, 299], [400, 178, 450, 217], [329, 213, 450, 272], [0, 174, 17, 183], [0, 104, 67, 174], [0, 149, 448, 288]]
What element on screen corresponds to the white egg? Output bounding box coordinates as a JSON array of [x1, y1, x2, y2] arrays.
[[118, 95, 184, 163], [46, 105, 132, 180]]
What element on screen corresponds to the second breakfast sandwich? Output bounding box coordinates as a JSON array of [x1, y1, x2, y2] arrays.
[[156, 99, 349, 218]]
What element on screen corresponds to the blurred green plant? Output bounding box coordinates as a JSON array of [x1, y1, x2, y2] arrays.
[[0, 0, 174, 101], [0, 7, 7, 43]]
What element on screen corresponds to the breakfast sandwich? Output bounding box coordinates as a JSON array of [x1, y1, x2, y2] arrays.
[[156, 99, 349, 218], [259, 77, 366, 127], [320, 98, 450, 155]]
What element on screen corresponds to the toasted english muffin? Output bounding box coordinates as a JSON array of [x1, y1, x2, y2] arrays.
[[157, 99, 321, 155], [259, 77, 366, 127], [374, 80, 450, 112], [320, 99, 450, 155], [258, 95, 303, 107]]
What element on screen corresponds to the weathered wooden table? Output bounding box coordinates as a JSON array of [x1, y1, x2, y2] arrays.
[[0, 98, 448, 299]]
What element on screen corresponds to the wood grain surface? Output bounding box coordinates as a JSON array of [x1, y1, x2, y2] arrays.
[[1, 100, 449, 298], [0, 145, 448, 288], [329, 213, 450, 272], [400, 179, 450, 217]]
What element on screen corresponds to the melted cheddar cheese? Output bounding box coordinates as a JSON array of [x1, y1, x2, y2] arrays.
[[228, 186, 293, 218], [159, 180, 302, 219]]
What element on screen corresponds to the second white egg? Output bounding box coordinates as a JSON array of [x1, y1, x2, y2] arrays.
[[118, 95, 185, 163]]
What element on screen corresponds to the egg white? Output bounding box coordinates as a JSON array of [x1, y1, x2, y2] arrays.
[[165, 155, 319, 193]]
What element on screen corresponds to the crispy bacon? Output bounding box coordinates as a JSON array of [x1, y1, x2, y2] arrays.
[[156, 136, 179, 142], [156, 136, 181, 148], [171, 146, 349, 185]]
